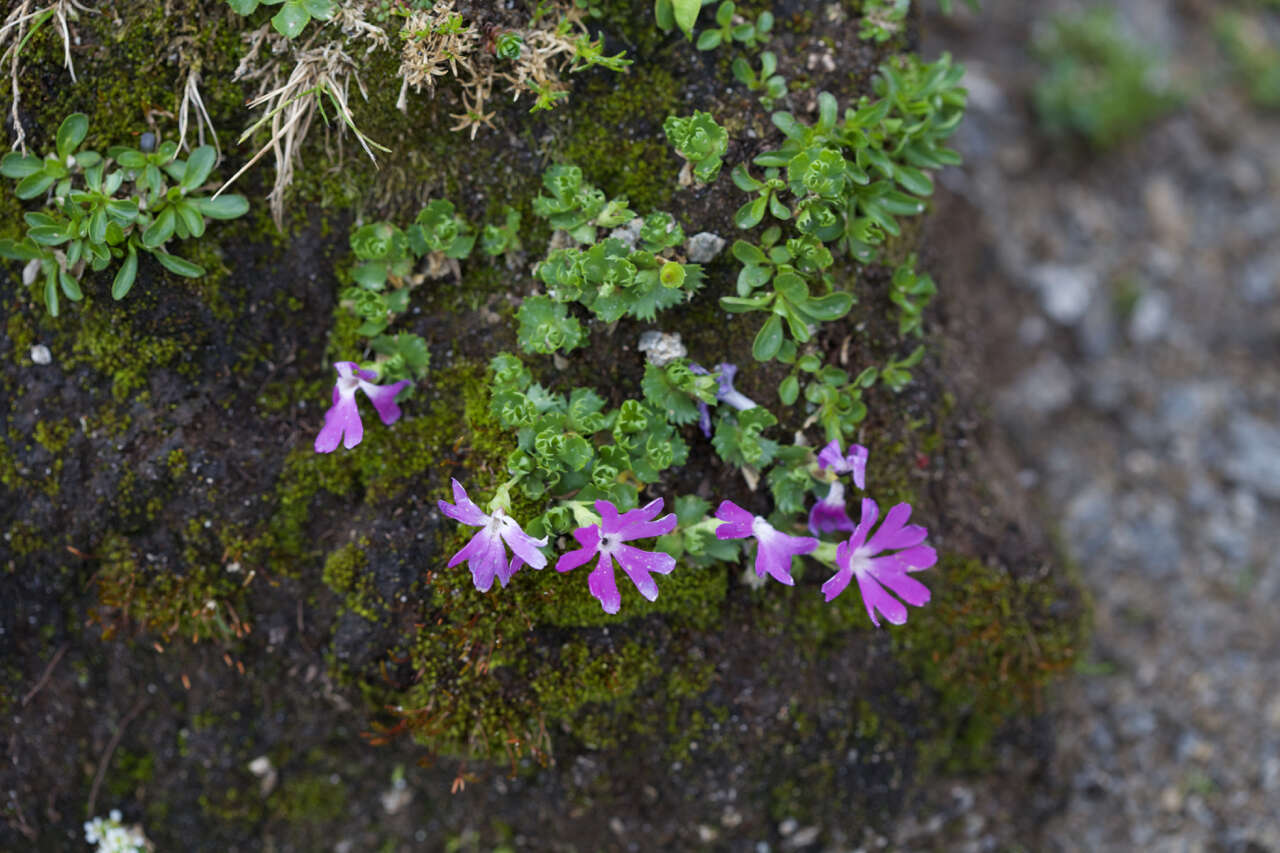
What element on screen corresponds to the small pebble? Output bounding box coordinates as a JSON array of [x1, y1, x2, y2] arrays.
[[30, 344, 51, 365]]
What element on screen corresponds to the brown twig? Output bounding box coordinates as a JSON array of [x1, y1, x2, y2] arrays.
[[86, 697, 148, 817], [21, 643, 67, 707]]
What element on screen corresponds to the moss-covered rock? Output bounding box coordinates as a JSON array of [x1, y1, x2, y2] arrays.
[[0, 0, 1084, 849]]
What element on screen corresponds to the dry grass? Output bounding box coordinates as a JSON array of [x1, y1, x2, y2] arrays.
[[1, 0, 92, 152]]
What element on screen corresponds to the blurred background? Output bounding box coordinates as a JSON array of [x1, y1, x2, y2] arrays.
[[911, 0, 1280, 849]]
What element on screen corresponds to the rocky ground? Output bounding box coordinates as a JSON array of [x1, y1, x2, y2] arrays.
[[902, 0, 1280, 849]]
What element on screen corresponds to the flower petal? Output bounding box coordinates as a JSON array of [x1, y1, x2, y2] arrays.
[[848, 498, 879, 552], [496, 555, 524, 588], [587, 553, 621, 614], [821, 567, 853, 602], [438, 479, 489, 527], [314, 394, 362, 453], [869, 559, 931, 607], [816, 439, 845, 472], [808, 481, 854, 535], [713, 500, 755, 539], [892, 544, 937, 571], [865, 502, 914, 553], [614, 543, 675, 602], [361, 378, 410, 425], [846, 444, 869, 490], [556, 543, 600, 574], [854, 571, 907, 627], [448, 528, 506, 592], [617, 501, 677, 542], [499, 515, 548, 570]]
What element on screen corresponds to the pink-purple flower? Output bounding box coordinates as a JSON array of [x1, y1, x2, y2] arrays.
[[714, 500, 817, 586], [808, 479, 855, 535], [822, 498, 937, 626], [314, 361, 411, 453], [439, 479, 548, 592], [555, 498, 678, 613], [817, 440, 869, 491], [691, 362, 758, 437]]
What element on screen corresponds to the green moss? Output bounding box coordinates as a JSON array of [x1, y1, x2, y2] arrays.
[[273, 773, 348, 823], [33, 418, 75, 454], [891, 553, 1084, 771], [558, 69, 683, 214], [322, 540, 384, 622]]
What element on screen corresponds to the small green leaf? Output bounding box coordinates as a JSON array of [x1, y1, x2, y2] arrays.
[[113, 248, 138, 299], [55, 113, 89, 161], [152, 250, 205, 277], [228, 0, 259, 13], [58, 268, 82, 301], [671, 0, 701, 35], [141, 207, 176, 248], [752, 313, 783, 361], [180, 146, 216, 190], [44, 272, 59, 317], [778, 374, 799, 405], [15, 172, 55, 199], [271, 1, 309, 38], [0, 152, 42, 178]]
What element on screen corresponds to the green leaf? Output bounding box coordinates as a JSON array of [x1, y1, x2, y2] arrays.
[[44, 272, 59, 317], [302, 0, 333, 18], [516, 294, 585, 354], [671, 0, 701, 35], [113, 248, 139, 299], [58, 268, 82, 301], [141, 207, 176, 248], [180, 146, 217, 191], [55, 113, 89, 161], [15, 172, 55, 199], [0, 152, 43, 178], [0, 239, 42, 261], [175, 202, 205, 238], [894, 164, 934, 197], [191, 194, 248, 220], [802, 291, 853, 322], [696, 30, 720, 50], [752, 313, 783, 361], [28, 225, 70, 246], [558, 434, 593, 470], [152, 250, 205, 277], [271, 1, 310, 38], [734, 197, 766, 229], [228, 0, 259, 11], [778, 374, 799, 405]]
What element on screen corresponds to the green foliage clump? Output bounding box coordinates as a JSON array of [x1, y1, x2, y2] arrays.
[[0, 113, 248, 316], [694, 1, 773, 50], [1032, 7, 1183, 148], [486, 352, 689, 518], [521, 165, 703, 351], [662, 111, 729, 183]]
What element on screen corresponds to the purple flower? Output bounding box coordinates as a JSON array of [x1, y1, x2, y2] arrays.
[[691, 362, 758, 437], [822, 498, 937, 626], [714, 500, 817, 586], [808, 479, 855, 535], [555, 498, 678, 614], [817, 440, 869, 490], [438, 479, 548, 592], [314, 361, 411, 453]]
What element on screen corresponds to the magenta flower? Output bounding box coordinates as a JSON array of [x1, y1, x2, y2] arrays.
[[314, 361, 411, 453], [822, 498, 937, 626], [438, 479, 548, 592], [714, 500, 817, 586], [808, 479, 855, 535], [555, 498, 677, 614], [817, 440, 869, 490]]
